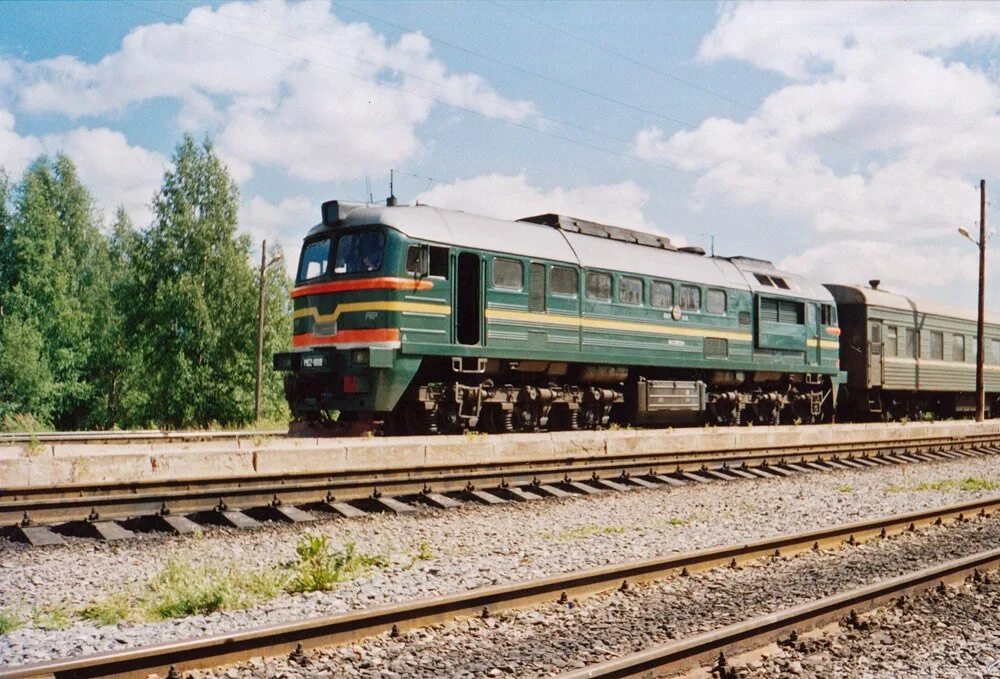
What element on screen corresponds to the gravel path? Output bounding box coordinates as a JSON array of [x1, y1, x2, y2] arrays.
[[3, 453, 1000, 666], [185, 511, 1000, 677], [741, 572, 1000, 678]]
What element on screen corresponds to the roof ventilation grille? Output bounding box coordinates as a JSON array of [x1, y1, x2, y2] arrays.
[[518, 213, 677, 251]]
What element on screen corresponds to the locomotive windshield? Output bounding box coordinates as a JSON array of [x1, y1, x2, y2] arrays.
[[298, 238, 331, 281], [333, 231, 384, 274], [296, 230, 386, 282]]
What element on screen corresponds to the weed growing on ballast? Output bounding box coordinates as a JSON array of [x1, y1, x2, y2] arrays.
[[286, 534, 388, 594], [0, 608, 23, 634]]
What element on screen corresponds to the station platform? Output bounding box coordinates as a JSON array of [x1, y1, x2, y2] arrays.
[[3, 420, 999, 490]]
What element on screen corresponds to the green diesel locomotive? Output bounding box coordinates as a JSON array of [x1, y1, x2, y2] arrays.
[[273, 200, 842, 434]]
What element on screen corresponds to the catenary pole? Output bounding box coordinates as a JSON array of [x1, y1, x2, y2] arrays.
[[977, 181, 987, 422], [255, 239, 268, 422]]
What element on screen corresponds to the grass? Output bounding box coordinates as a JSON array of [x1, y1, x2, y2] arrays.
[[32, 607, 73, 630], [61, 533, 390, 628], [285, 535, 389, 594], [145, 558, 287, 619], [888, 476, 1000, 494], [414, 539, 433, 562], [838, 484, 853, 493], [80, 595, 135, 626], [0, 608, 23, 634]]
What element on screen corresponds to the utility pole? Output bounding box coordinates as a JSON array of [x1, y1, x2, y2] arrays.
[[256, 239, 283, 422], [977, 180, 987, 422]]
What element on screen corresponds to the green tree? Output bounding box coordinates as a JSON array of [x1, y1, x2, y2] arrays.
[[131, 135, 265, 427], [0, 156, 112, 429]]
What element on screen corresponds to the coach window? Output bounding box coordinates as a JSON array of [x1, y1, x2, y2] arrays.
[[492, 258, 523, 290], [929, 331, 944, 360], [619, 276, 643, 305], [993, 339, 1000, 364], [651, 280, 673, 308], [585, 271, 612, 301], [679, 285, 701, 311], [706, 289, 726, 314], [884, 326, 898, 358], [550, 266, 578, 297], [953, 334, 966, 362]]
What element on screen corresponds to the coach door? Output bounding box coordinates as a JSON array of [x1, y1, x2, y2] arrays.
[[868, 321, 883, 386], [455, 252, 482, 346]]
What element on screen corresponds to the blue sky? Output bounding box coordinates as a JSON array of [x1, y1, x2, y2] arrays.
[[1, 1, 999, 307]]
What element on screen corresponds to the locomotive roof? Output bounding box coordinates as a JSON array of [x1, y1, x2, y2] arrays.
[[825, 284, 1000, 325], [311, 202, 833, 302]]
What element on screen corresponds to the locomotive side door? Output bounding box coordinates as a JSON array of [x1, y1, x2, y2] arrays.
[[868, 320, 883, 387], [454, 251, 482, 346]]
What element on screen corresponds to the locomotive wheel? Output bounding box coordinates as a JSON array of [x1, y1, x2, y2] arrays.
[[481, 406, 515, 434]]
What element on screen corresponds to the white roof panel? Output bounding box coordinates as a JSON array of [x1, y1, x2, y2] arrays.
[[825, 284, 1000, 325]]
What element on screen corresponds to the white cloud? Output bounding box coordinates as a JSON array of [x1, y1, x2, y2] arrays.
[[414, 173, 658, 232], [0, 110, 43, 177], [238, 194, 315, 276], [0, 109, 166, 227], [5, 0, 534, 184], [632, 1, 1000, 301], [45, 128, 167, 228]]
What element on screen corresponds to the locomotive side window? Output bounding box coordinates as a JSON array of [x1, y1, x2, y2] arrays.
[[929, 331, 944, 360], [706, 289, 726, 314], [586, 271, 612, 301], [679, 285, 700, 311], [619, 276, 643, 305], [651, 281, 673, 308], [492, 258, 523, 290], [884, 326, 898, 357], [334, 231, 384, 274], [429, 247, 449, 277], [550, 266, 579, 296], [298, 238, 331, 281], [821, 304, 836, 325], [405, 245, 422, 273]]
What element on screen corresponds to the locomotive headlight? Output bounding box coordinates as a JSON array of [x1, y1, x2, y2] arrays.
[[351, 348, 370, 365]]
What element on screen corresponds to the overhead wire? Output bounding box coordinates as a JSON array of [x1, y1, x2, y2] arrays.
[[125, 2, 689, 177], [330, 1, 699, 131]]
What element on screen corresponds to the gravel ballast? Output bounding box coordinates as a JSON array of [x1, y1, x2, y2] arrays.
[[740, 574, 1000, 678], [3, 453, 1000, 666], [183, 512, 1000, 677]]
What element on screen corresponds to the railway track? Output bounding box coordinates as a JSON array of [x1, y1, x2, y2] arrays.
[[3, 431, 1000, 545], [555, 550, 1000, 679], [0, 429, 285, 445], [2, 496, 997, 679]]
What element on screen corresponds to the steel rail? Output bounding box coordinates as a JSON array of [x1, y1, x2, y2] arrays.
[[2, 495, 998, 679], [2, 431, 998, 528], [555, 550, 1000, 678], [0, 429, 286, 445]]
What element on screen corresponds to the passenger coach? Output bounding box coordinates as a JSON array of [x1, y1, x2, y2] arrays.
[[828, 283, 1000, 420], [274, 201, 842, 433]]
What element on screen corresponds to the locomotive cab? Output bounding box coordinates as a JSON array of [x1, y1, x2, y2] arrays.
[[273, 201, 432, 429]]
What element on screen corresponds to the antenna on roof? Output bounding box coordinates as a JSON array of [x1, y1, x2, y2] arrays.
[[365, 177, 373, 205], [386, 170, 398, 207]]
